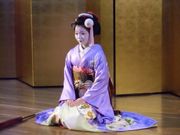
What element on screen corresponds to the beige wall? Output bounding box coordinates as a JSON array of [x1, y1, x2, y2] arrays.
[[116, 0, 163, 94]]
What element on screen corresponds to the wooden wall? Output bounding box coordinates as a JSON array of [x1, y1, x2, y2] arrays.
[[163, 0, 180, 96], [0, 0, 16, 78]]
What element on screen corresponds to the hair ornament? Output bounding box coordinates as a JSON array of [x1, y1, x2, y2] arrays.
[[78, 13, 93, 18], [84, 18, 94, 28]]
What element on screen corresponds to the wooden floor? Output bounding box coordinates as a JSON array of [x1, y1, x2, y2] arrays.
[[0, 80, 180, 135]]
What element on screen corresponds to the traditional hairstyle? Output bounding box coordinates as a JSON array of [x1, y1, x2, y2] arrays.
[[71, 12, 101, 36]]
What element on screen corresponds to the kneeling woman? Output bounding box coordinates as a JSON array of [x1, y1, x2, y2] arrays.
[[35, 12, 157, 132]]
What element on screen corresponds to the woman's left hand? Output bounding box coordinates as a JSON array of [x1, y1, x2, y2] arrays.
[[68, 98, 85, 107]]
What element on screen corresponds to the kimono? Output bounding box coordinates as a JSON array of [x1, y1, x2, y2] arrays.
[[35, 44, 157, 132]]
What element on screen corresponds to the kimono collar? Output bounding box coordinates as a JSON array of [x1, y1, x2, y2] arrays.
[[79, 45, 91, 58]]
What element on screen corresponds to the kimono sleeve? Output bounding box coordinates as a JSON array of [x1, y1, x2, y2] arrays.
[[81, 50, 110, 108], [59, 52, 76, 102]]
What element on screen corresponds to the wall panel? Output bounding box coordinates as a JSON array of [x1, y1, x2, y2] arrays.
[[0, 0, 16, 78], [32, 0, 85, 86], [116, 0, 162, 94]]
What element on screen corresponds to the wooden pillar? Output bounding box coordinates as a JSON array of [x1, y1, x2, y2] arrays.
[[163, 0, 180, 96]]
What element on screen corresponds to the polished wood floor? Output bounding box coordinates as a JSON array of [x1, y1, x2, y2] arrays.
[[0, 79, 180, 135]]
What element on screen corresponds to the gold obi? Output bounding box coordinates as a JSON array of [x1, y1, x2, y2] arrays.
[[73, 66, 95, 97]]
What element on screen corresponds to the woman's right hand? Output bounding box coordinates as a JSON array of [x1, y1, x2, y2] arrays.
[[66, 99, 74, 106]]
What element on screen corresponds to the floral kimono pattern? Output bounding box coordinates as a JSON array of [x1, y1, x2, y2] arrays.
[[73, 66, 95, 98]]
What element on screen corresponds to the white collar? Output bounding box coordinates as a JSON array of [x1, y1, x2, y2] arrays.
[[79, 45, 91, 57]]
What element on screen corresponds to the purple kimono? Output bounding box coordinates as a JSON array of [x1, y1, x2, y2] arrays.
[[35, 44, 157, 132], [60, 44, 114, 123]]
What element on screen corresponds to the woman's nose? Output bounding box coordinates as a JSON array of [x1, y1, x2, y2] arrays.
[[77, 34, 81, 38]]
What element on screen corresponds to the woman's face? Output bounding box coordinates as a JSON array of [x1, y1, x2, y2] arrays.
[[75, 25, 89, 47]]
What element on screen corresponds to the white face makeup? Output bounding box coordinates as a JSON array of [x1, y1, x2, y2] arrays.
[[75, 25, 89, 48]]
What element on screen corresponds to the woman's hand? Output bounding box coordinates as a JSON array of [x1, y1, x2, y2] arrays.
[[67, 98, 85, 107], [66, 99, 74, 106]]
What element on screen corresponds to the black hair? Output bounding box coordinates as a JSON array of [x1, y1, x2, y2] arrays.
[[71, 12, 101, 36]]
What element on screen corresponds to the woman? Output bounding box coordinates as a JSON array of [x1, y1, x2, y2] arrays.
[[36, 12, 157, 132]]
